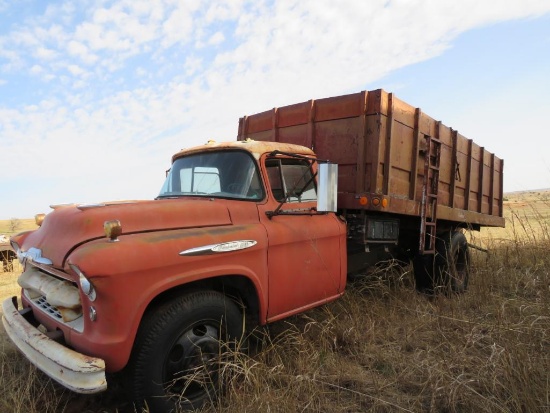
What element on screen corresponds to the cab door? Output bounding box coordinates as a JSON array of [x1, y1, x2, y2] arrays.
[[257, 155, 346, 322]]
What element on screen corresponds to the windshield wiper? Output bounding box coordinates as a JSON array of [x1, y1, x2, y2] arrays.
[[267, 168, 318, 219]]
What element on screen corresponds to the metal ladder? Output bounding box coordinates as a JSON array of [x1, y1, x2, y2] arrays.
[[419, 135, 442, 254]]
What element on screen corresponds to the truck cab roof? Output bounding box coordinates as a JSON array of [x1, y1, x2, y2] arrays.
[[172, 139, 315, 162]]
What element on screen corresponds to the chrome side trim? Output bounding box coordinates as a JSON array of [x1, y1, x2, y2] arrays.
[[76, 203, 106, 210], [179, 240, 257, 256], [76, 201, 137, 210], [50, 203, 76, 210]]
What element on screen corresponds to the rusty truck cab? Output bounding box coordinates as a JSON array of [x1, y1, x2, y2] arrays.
[[3, 139, 346, 408]]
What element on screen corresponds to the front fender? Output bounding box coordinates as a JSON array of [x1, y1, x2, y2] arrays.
[[64, 225, 268, 371]]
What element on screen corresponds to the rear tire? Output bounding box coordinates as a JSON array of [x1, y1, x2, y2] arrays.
[[413, 231, 470, 294], [436, 231, 470, 294], [412, 253, 435, 294], [128, 291, 243, 413]]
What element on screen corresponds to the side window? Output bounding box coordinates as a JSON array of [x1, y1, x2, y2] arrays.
[[266, 162, 285, 201], [266, 158, 317, 203]]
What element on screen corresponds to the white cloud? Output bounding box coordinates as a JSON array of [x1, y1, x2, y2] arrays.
[[67, 64, 86, 76], [34, 46, 57, 60], [85, 5, 159, 50], [161, 4, 196, 48], [205, 0, 245, 22], [67, 40, 98, 65], [184, 56, 203, 76], [29, 64, 43, 75], [208, 31, 225, 46], [1, 0, 550, 218]]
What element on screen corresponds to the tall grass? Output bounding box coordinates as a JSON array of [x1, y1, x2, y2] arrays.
[[0, 213, 548, 412], [205, 240, 549, 413]]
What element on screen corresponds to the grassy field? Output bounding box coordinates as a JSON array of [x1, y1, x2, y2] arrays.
[[0, 192, 548, 413], [480, 190, 550, 244], [0, 218, 38, 237]]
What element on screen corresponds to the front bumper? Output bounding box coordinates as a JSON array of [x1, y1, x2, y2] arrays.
[[1, 296, 107, 394]]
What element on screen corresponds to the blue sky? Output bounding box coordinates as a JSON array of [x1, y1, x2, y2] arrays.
[[1, 0, 550, 219]]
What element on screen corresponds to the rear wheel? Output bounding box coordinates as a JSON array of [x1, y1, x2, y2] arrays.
[[412, 253, 435, 294], [128, 291, 243, 413], [436, 231, 470, 293], [413, 231, 470, 294]]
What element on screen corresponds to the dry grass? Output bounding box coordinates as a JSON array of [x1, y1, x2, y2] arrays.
[[0, 218, 37, 237], [204, 243, 549, 413], [480, 189, 550, 245], [0, 191, 549, 412]]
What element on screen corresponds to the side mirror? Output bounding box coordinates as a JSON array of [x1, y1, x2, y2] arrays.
[[317, 162, 338, 212]]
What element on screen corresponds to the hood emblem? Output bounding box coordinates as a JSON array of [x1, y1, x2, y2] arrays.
[[179, 240, 257, 256], [18, 247, 53, 265]]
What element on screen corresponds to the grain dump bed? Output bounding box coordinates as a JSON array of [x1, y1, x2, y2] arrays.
[[238, 89, 504, 228]]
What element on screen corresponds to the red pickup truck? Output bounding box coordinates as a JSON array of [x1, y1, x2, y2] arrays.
[[2, 89, 504, 412]]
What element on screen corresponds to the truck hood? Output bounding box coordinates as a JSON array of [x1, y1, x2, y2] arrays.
[[17, 198, 232, 268]]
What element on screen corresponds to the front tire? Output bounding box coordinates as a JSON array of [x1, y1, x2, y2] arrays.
[[128, 291, 243, 413]]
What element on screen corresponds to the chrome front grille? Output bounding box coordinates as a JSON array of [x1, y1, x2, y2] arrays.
[[32, 296, 63, 320], [23, 289, 84, 333]]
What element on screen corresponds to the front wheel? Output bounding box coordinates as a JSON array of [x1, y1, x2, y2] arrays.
[[128, 291, 243, 413]]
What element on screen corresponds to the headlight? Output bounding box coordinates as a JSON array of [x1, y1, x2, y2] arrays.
[[70, 264, 97, 302]]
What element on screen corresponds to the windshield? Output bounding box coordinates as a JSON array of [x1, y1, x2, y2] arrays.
[[158, 150, 264, 201]]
